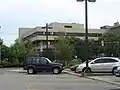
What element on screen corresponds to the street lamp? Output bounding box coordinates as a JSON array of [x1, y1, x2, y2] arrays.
[[77, 0, 96, 73]]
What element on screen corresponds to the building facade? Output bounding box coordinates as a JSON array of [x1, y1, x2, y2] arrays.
[[19, 22, 106, 55]]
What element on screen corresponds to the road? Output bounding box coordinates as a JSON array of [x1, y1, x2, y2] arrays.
[[0, 68, 120, 90]]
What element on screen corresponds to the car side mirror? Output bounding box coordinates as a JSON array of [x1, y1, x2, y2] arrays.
[[91, 62, 95, 64]]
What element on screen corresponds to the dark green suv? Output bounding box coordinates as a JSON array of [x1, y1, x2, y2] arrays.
[[23, 56, 64, 74]]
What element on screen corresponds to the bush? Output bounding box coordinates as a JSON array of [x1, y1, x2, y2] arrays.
[[0, 60, 23, 68], [69, 61, 81, 66]]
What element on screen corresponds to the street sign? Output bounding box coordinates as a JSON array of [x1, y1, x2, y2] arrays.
[[88, 0, 96, 2]]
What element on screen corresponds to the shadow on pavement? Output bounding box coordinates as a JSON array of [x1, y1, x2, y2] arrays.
[[21, 72, 66, 75], [110, 89, 120, 90], [91, 73, 113, 76]]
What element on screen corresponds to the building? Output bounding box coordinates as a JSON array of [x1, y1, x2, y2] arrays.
[[19, 22, 106, 55], [100, 21, 120, 34], [106, 21, 120, 34]]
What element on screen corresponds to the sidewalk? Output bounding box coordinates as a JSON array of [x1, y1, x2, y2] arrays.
[[6, 68, 27, 73], [64, 69, 120, 86]]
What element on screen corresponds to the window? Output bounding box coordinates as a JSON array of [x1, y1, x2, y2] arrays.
[[54, 32, 65, 36], [36, 58, 41, 64], [48, 27, 53, 29], [41, 27, 52, 29], [45, 32, 50, 35], [105, 59, 118, 63], [38, 32, 44, 35], [40, 57, 48, 64], [41, 27, 46, 29], [64, 25, 72, 28], [27, 58, 33, 64], [94, 59, 105, 63]]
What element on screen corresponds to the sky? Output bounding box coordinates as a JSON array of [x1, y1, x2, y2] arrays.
[[0, 0, 120, 46]]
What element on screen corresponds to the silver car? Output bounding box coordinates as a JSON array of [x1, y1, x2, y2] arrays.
[[76, 57, 120, 75]]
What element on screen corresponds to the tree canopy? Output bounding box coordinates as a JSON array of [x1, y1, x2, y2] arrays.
[[54, 36, 75, 65]]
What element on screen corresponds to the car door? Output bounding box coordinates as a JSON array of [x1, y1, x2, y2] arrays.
[[35, 57, 42, 72], [103, 58, 118, 71], [40, 57, 53, 72], [90, 58, 106, 72]]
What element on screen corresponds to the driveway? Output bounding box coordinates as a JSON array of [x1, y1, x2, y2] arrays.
[[0, 68, 120, 90]]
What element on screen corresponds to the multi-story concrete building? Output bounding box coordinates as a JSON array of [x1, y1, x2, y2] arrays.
[[19, 22, 106, 54], [100, 21, 120, 33]]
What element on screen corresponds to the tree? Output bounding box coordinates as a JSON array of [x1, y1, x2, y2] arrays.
[[99, 32, 120, 57], [69, 37, 100, 61], [1, 45, 10, 60], [0, 38, 3, 61], [54, 36, 75, 66], [9, 39, 34, 63]]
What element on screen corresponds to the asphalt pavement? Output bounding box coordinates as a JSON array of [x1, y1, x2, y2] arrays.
[[0, 68, 120, 90]]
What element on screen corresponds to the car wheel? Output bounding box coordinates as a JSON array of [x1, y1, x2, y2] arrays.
[[53, 68, 60, 74], [112, 67, 117, 75], [82, 67, 91, 73], [27, 67, 35, 74]]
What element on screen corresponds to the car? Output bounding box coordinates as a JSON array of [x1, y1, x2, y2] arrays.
[[70, 64, 79, 71], [23, 56, 64, 74], [76, 57, 120, 75], [115, 67, 120, 77]]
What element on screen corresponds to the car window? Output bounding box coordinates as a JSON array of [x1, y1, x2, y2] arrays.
[[94, 59, 105, 63], [105, 59, 118, 63], [27, 58, 33, 64], [36, 57, 41, 64], [40, 57, 48, 64]]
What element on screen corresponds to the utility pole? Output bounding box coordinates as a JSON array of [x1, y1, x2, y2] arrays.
[[46, 23, 49, 58]]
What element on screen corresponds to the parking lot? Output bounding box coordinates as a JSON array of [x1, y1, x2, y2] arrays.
[[0, 68, 120, 90]]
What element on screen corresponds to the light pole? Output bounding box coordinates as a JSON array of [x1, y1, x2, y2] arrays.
[[77, 0, 96, 73]]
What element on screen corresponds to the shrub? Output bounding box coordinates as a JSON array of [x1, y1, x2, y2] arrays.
[[69, 60, 81, 66], [0, 60, 23, 68]]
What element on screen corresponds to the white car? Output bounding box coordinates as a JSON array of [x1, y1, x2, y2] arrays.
[[76, 57, 120, 75]]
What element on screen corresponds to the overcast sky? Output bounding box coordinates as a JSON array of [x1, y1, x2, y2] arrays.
[[0, 0, 120, 46]]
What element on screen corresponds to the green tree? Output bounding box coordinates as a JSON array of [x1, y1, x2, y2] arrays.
[[0, 38, 3, 61], [9, 39, 34, 63], [1, 45, 10, 60], [69, 37, 100, 61], [99, 32, 120, 56], [54, 36, 75, 66]]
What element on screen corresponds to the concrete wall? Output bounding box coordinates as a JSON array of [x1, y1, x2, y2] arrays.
[[19, 28, 33, 41]]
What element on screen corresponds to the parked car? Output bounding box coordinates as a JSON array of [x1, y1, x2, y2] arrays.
[[76, 57, 120, 75], [23, 56, 64, 74], [70, 64, 79, 71], [115, 67, 120, 77]]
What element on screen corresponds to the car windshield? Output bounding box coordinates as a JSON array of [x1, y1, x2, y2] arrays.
[[45, 58, 52, 63]]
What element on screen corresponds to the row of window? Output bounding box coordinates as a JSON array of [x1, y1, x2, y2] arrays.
[[40, 25, 72, 29], [27, 57, 48, 64], [23, 32, 102, 40], [94, 59, 118, 63]]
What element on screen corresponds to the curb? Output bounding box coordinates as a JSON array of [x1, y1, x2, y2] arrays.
[[63, 70, 83, 77], [64, 70, 120, 86]]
